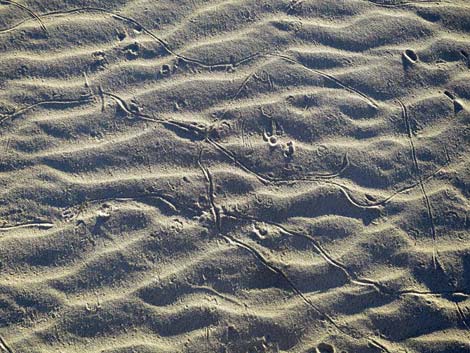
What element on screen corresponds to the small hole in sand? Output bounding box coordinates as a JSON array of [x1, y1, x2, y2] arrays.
[[403, 49, 418, 64], [117, 32, 126, 41], [160, 64, 171, 76], [454, 99, 464, 113], [365, 193, 377, 202], [444, 90, 455, 100], [317, 342, 335, 353]]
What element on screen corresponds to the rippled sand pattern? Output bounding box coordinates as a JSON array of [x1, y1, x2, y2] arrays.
[[1, 1, 470, 352]]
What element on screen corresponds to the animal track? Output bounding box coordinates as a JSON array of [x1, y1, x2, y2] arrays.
[[0, 1, 468, 352]]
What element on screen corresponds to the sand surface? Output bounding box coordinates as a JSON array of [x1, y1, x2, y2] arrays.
[[0, 0, 470, 352]]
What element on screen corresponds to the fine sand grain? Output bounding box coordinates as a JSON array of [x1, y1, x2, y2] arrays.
[[0, 0, 470, 352]]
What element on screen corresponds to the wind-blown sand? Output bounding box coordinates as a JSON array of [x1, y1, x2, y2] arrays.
[[0, 0, 469, 352]]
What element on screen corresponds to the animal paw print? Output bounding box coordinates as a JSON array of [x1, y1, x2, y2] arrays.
[[262, 119, 295, 158]]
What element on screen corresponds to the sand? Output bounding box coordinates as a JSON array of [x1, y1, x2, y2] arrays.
[[0, 0, 469, 352]]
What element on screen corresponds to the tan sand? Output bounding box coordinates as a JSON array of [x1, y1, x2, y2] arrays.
[[0, 0, 469, 352]]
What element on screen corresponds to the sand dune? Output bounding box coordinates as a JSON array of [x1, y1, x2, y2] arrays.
[[0, 0, 469, 352]]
